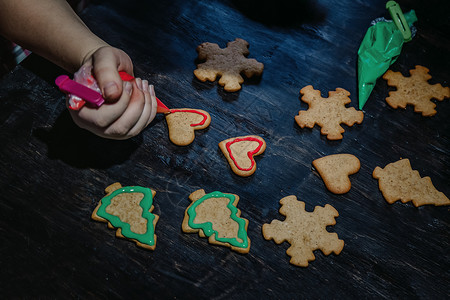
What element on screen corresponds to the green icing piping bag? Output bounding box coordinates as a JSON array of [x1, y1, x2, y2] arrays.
[[357, 1, 417, 110]]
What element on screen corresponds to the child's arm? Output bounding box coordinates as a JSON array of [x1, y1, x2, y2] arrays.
[[0, 0, 106, 72], [0, 0, 158, 139]]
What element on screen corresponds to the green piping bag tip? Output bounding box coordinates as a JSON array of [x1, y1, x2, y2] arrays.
[[358, 82, 374, 110], [386, 1, 412, 42]]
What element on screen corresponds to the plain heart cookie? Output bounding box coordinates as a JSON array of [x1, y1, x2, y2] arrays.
[[165, 108, 211, 146], [312, 154, 360, 194], [219, 135, 266, 177]]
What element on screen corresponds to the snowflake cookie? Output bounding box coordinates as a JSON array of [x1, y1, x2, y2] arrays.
[[383, 65, 450, 116], [194, 38, 264, 92], [262, 195, 344, 267], [295, 85, 364, 140]]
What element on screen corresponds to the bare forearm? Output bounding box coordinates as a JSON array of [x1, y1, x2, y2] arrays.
[[0, 0, 107, 72]]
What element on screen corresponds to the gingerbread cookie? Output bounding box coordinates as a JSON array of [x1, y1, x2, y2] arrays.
[[182, 189, 250, 254], [312, 154, 360, 194], [373, 158, 450, 207], [383, 65, 450, 116], [194, 38, 264, 92], [262, 195, 344, 267], [92, 183, 159, 250], [165, 108, 211, 146], [219, 135, 266, 177], [295, 85, 364, 140]]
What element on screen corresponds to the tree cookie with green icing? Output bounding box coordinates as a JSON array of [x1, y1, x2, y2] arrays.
[[92, 182, 159, 250], [182, 189, 251, 254]]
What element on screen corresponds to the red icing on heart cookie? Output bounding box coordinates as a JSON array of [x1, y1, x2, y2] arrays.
[[165, 108, 211, 146], [226, 137, 264, 171], [169, 109, 209, 127], [219, 135, 266, 177]]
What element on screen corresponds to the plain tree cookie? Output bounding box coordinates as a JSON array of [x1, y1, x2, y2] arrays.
[[194, 38, 264, 92], [373, 158, 450, 207]]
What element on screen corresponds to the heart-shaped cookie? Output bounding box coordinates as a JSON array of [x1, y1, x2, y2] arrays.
[[312, 154, 360, 194], [165, 108, 211, 146], [219, 135, 266, 177]]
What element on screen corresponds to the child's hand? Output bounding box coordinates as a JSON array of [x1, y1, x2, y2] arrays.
[[68, 46, 158, 139]]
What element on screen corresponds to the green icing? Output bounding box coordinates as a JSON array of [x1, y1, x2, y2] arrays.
[[97, 186, 156, 246], [187, 191, 248, 248]]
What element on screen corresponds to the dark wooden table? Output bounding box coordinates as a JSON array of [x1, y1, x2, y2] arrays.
[[1, 0, 449, 298]]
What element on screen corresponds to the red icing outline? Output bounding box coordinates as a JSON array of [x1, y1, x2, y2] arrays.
[[169, 109, 208, 127], [225, 137, 264, 171]]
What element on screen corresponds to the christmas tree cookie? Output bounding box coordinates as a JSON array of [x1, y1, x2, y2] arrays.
[[373, 158, 450, 207], [92, 182, 159, 250], [182, 189, 250, 253]]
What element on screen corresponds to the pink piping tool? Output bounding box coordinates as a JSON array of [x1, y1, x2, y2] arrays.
[[55, 72, 170, 113], [55, 75, 104, 108]]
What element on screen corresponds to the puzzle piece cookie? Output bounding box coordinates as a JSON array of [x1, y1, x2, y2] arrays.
[[383, 65, 450, 117], [312, 154, 360, 194], [219, 135, 266, 177], [92, 182, 159, 250], [295, 85, 364, 140], [194, 38, 264, 92], [165, 108, 211, 146], [262, 195, 344, 267], [373, 158, 450, 207], [182, 189, 250, 254]]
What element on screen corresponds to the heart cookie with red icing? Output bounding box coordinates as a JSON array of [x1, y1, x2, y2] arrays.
[[219, 135, 266, 177], [165, 108, 211, 146]]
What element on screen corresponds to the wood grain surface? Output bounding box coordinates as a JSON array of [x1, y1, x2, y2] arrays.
[[1, 0, 449, 298]]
